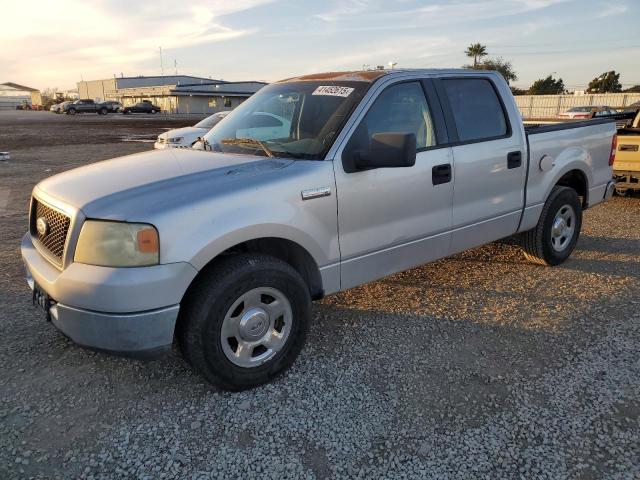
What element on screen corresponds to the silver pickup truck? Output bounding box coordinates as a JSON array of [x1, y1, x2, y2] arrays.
[[22, 69, 617, 390]]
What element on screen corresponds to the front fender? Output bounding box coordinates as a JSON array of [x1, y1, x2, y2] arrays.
[[189, 222, 332, 271], [153, 159, 339, 279]]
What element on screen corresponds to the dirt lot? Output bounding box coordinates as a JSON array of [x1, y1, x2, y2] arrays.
[[1, 110, 639, 479]]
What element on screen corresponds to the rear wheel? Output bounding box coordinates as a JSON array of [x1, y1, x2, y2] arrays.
[[177, 253, 311, 390], [521, 186, 582, 265], [99, 107, 108, 115]]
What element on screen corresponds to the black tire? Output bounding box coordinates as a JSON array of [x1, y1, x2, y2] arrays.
[[151, 109, 157, 114], [99, 107, 108, 115], [177, 253, 311, 390], [67, 108, 76, 115], [521, 186, 582, 266]]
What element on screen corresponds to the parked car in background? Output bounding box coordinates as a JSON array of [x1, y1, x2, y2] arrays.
[[100, 101, 122, 113], [614, 109, 640, 195], [154, 111, 230, 149], [119, 102, 161, 114], [235, 112, 292, 141], [22, 69, 617, 390], [558, 106, 614, 119], [62, 99, 108, 115], [558, 105, 635, 128], [50, 102, 71, 114]]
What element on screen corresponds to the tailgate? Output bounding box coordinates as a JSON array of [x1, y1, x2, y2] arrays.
[[615, 134, 640, 172]]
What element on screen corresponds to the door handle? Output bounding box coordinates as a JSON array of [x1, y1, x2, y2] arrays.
[[507, 151, 522, 169], [432, 164, 452, 185]]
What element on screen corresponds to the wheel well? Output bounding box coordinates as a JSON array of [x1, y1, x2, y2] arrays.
[[556, 169, 588, 207], [194, 238, 324, 300]]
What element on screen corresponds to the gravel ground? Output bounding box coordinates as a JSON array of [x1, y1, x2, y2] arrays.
[[1, 111, 639, 479]]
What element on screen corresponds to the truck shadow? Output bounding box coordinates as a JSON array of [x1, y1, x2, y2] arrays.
[[312, 231, 639, 429]]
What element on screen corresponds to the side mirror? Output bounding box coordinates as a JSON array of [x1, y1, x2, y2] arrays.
[[344, 132, 416, 173], [192, 137, 204, 150]]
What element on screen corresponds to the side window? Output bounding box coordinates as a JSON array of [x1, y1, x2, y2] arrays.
[[355, 82, 436, 150], [441, 78, 508, 142]]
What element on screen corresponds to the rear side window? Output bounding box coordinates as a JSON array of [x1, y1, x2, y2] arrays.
[[441, 78, 508, 142]]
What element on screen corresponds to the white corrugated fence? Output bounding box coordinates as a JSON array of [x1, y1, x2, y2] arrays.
[[515, 93, 640, 118]]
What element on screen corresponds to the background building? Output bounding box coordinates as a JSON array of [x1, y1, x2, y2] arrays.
[[77, 75, 266, 114], [0, 82, 42, 109]]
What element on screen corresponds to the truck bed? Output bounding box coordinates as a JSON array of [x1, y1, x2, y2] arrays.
[[517, 117, 616, 232]]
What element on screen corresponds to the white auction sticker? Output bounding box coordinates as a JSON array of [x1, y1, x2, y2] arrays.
[[312, 86, 354, 97]]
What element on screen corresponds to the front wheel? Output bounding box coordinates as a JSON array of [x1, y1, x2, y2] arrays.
[[177, 254, 311, 390], [521, 186, 582, 265], [67, 108, 76, 115]]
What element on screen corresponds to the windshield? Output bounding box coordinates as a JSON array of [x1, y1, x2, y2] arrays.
[[202, 81, 369, 159], [195, 112, 228, 129]]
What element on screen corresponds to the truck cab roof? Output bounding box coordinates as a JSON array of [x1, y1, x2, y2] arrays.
[[278, 69, 495, 84]]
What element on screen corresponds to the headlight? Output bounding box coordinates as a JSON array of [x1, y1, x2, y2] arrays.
[[168, 137, 183, 144], [74, 220, 159, 267]]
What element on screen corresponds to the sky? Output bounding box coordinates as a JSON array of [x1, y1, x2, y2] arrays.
[[1, 0, 639, 91]]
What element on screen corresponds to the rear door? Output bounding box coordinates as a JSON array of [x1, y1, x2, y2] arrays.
[[434, 75, 527, 253], [334, 78, 454, 289]]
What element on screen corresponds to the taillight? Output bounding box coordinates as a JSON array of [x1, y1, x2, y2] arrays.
[[609, 134, 617, 166]]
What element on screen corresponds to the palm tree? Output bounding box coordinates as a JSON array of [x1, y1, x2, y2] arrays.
[[465, 43, 488, 68]]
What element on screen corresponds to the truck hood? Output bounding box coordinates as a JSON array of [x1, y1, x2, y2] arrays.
[[36, 149, 293, 220]]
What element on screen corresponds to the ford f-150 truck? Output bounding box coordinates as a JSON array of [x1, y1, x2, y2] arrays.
[[22, 69, 617, 390]]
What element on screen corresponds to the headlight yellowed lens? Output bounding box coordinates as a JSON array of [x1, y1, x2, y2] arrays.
[[74, 221, 159, 267]]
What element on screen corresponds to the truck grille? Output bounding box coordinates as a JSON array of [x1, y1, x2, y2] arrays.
[[30, 198, 71, 266]]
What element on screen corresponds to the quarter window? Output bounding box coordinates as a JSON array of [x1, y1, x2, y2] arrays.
[[441, 78, 508, 142], [354, 82, 437, 151]]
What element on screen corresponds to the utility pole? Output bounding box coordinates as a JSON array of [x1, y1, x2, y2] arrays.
[[159, 47, 165, 76]]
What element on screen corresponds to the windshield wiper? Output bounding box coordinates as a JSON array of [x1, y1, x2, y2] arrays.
[[220, 138, 274, 158]]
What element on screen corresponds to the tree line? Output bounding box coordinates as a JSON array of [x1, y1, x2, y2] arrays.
[[463, 43, 640, 95]]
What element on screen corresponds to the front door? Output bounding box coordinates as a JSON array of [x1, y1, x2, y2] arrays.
[[333, 80, 454, 290]]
